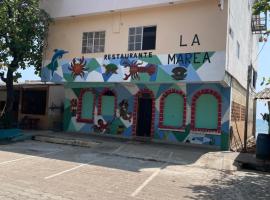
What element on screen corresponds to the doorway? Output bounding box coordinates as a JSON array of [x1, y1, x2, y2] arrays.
[[136, 93, 153, 138]]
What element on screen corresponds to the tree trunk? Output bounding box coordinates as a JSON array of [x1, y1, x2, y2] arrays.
[[4, 68, 14, 128]]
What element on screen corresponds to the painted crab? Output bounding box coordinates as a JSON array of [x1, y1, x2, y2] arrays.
[[68, 56, 87, 79]]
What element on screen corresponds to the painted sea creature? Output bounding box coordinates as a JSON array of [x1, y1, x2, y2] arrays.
[[46, 49, 68, 76], [186, 135, 214, 145], [171, 67, 187, 80], [93, 119, 109, 134], [103, 63, 118, 75], [68, 56, 87, 79], [119, 99, 132, 122], [122, 60, 156, 80]]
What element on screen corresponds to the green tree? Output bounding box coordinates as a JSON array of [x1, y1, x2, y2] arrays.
[[253, 0, 270, 15], [253, 0, 270, 85], [0, 0, 50, 128]]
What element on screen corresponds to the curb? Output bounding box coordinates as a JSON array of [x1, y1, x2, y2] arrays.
[[33, 135, 100, 148]]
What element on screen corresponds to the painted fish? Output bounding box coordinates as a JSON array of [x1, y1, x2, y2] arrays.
[[103, 63, 118, 75], [46, 49, 69, 76], [171, 67, 187, 80]]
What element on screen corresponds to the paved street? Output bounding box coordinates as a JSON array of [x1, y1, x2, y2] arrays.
[[0, 140, 269, 200]]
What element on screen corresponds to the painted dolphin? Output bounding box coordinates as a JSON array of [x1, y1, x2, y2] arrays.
[[46, 49, 69, 76]]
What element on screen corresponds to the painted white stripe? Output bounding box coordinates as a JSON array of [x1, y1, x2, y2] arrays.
[[0, 150, 63, 166], [44, 157, 103, 180], [44, 144, 126, 180], [131, 152, 173, 197], [131, 163, 166, 197], [111, 144, 126, 154]]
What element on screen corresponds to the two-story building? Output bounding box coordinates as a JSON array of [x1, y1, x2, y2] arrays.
[[40, 0, 261, 150]]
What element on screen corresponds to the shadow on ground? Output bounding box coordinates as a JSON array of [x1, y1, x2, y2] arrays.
[[184, 169, 270, 200], [0, 130, 219, 173]]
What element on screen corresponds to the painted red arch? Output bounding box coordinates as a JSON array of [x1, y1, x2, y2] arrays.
[[97, 88, 117, 117], [191, 89, 222, 133], [77, 88, 96, 123], [159, 89, 186, 130]]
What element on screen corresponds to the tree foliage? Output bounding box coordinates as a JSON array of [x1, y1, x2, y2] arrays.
[[0, 0, 51, 128], [0, 0, 51, 79], [252, 1, 270, 86], [253, 0, 270, 15]]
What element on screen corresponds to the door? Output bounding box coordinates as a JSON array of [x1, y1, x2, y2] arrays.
[[136, 96, 152, 137]]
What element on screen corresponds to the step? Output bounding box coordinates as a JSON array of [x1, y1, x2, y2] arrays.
[[33, 135, 100, 148]]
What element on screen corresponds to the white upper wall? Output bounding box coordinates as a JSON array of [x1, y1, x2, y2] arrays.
[[40, 0, 200, 18], [226, 0, 258, 88]]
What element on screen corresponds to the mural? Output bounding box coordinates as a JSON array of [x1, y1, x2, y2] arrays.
[[46, 49, 68, 76], [41, 51, 226, 83], [171, 67, 187, 80], [121, 60, 157, 80], [63, 82, 231, 150], [69, 56, 87, 79], [119, 99, 132, 122]]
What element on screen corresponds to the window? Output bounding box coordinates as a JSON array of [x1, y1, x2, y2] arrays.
[[191, 89, 222, 133], [236, 41, 240, 59], [77, 89, 95, 123], [159, 89, 186, 130], [21, 90, 47, 115], [98, 89, 116, 117], [82, 31, 105, 53], [252, 68, 257, 88], [128, 26, 156, 51]]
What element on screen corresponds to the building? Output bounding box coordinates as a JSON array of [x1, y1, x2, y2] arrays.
[[40, 0, 261, 150], [0, 81, 64, 130]]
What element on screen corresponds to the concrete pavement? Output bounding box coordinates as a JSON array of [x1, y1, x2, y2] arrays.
[[0, 131, 268, 199]]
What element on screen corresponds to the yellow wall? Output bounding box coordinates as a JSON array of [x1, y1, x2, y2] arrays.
[[44, 0, 227, 60]]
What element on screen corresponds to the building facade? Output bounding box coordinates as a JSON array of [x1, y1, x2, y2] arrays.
[[0, 82, 64, 130], [40, 0, 259, 150]]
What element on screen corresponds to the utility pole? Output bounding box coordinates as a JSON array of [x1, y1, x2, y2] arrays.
[[244, 65, 252, 152]]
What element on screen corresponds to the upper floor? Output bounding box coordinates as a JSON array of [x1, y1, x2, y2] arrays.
[[40, 0, 211, 19], [40, 0, 259, 87]]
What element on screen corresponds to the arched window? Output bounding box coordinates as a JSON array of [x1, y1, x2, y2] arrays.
[[159, 89, 186, 130], [98, 88, 117, 117], [77, 89, 95, 123], [191, 89, 221, 133]]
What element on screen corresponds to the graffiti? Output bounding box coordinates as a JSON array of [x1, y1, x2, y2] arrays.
[[119, 99, 132, 122], [69, 56, 87, 79], [122, 60, 156, 80], [46, 49, 68, 76], [171, 67, 187, 80], [70, 98, 77, 117], [103, 63, 118, 75]]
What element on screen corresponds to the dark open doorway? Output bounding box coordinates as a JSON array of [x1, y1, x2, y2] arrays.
[[136, 93, 153, 138]]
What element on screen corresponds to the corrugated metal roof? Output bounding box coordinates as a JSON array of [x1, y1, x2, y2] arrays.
[[255, 88, 270, 99]]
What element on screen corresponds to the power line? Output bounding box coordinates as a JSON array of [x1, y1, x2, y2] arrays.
[[253, 40, 267, 63]]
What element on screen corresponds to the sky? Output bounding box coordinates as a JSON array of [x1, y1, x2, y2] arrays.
[[256, 39, 270, 119]]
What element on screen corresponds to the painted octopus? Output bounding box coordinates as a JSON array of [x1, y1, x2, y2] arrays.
[[69, 56, 87, 79]]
